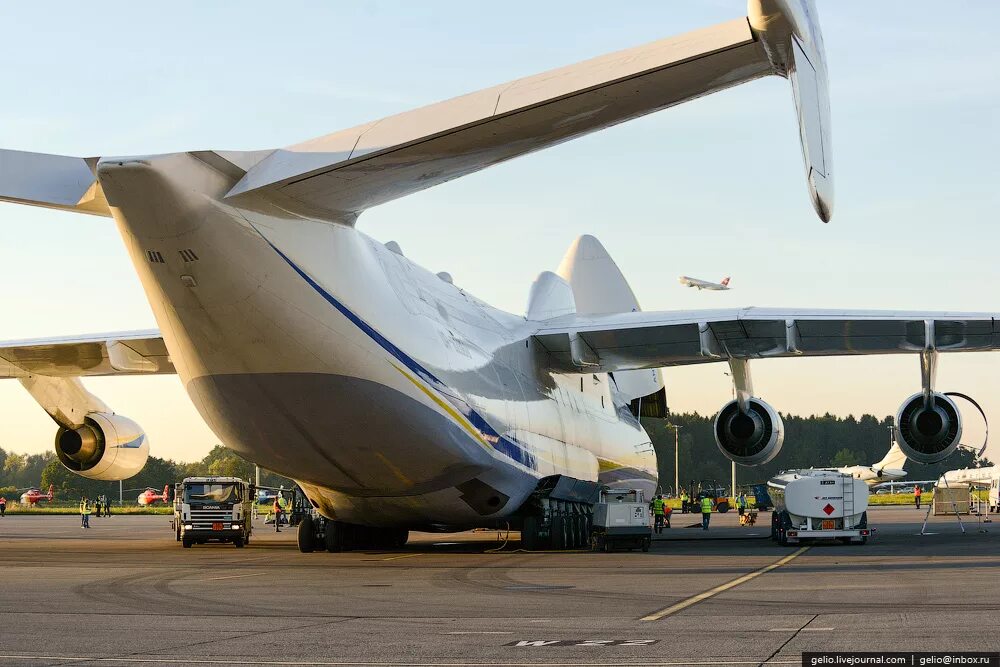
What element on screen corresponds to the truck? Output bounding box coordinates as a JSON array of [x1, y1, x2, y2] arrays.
[[173, 476, 253, 548], [768, 470, 871, 546], [590, 488, 652, 552]]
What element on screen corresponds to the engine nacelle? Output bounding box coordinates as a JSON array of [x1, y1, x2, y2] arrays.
[[894, 392, 962, 464], [714, 398, 785, 466], [55, 413, 149, 480]]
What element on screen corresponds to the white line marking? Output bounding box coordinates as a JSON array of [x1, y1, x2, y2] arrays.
[[641, 546, 810, 622], [444, 631, 513, 635], [768, 627, 834, 632], [201, 572, 266, 581]]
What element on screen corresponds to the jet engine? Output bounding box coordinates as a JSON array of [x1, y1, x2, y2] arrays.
[[714, 398, 784, 466], [894, 392, 962, 464], [55, 413, 149, 480]]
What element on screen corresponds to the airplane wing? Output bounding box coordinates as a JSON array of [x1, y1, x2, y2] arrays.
[[226, 1, 833, 222], [532, 308, 1000, 372], [0, 330, 173, 378]]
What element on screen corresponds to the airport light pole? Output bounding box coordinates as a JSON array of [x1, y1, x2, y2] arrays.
[[668, 424, 682, 496]]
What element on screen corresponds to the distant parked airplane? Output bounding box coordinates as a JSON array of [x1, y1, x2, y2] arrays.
[[679, 276, 731, 291]]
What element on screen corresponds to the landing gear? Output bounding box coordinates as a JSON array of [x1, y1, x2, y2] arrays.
[[518, 498, 594, 551], [298, 515, 316, 553]]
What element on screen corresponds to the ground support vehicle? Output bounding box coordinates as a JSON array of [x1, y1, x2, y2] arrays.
[[768, 470, 871, 545], [173, 476, 253, 548], [590, 488, 652, 552]]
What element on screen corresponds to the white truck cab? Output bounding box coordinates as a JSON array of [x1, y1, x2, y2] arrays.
[[174, 476, 253, 548]]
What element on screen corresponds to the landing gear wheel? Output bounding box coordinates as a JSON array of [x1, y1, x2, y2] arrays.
[[324, 520, 344, 553], [551, 516, 566, 550], [298, 515, 316, 553], [522, 515, 539, 550]]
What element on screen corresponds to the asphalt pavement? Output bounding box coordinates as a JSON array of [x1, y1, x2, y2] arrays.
[[0, 506, 996, 666]]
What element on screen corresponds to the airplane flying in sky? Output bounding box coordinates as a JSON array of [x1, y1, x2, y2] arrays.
[[19, 485, 54, 506], [679, 276, 732, 291], [132, 485, 170, 506], [1, 1, 998, 552]]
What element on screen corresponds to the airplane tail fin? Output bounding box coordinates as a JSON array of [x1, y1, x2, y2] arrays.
[[556, 235, 665, 407], [874, 443, 908, 472]]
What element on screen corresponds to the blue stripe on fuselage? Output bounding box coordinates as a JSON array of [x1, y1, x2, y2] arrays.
[[260, 238, 537, 471]]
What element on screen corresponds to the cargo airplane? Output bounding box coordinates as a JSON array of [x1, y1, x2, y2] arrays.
[[1, 1, 997, 552]]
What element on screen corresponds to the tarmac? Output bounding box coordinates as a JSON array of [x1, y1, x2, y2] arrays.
[[0, 505, 997, 666]]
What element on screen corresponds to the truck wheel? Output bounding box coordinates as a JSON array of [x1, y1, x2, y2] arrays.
[[175, 526, 181, 542], [298, 515, 316, 553], [182, 537, 192, 548], [717, 502, 730, 514], [233, 537, 244, 548], [641, 538, 650, 553]]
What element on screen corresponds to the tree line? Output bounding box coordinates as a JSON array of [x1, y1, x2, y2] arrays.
[[0, 445, 292, 504], [644, 411, 992, 494], [2, 411, 993, 502]]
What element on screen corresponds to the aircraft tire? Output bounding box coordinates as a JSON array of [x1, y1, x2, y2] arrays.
[[325, 521, 344, 552], [298, 515, 316, 553], [551, 516, 566, 550], [521, 515, 539, 550]]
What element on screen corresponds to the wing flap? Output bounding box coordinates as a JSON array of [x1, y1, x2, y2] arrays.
[[534, 309, 1000, 372], [0, 330, 173, 378]]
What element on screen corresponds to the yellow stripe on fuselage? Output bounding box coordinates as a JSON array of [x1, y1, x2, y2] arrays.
[[390, 363, 492, 451]]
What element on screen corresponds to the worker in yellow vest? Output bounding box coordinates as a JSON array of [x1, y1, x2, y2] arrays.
[[79, 497, 91, 529], [680, 490, 689, 513], [650, 495, 667, 534], [700, 495, 713, 530]]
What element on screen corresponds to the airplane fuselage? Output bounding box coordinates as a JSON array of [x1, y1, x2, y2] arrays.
[[98, 153, 657, 528]]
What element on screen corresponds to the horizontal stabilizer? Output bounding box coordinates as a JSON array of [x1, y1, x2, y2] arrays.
[[0, 150, 110, 217]]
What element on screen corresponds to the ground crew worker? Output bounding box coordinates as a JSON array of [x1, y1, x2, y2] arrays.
[[700, 495, 713, 530], [914, 485, 922, 509], [104, 495, 111, 517], [651, 494, 667, 534], [94, 495, 102, 518], [273, 498, 282, 533], [79, 497, 91, 529], [680, 490, 689, 513], [0, 495, 6, 517], [735, 494, 745, 517]]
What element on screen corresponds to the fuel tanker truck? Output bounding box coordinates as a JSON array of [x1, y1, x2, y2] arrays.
[[768, 470, 871, 545]]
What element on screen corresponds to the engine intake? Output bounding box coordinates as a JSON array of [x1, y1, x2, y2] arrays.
[[55, 413, 149, 481], [894, 392, 962, 464], [714, 398, 784, 466]]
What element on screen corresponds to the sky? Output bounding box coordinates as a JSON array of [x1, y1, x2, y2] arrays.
[[1, 1, 998, 464]]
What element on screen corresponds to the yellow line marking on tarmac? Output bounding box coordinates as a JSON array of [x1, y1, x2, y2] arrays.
[[640, 546, 810, 622], [202, 572, 266, 581]]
